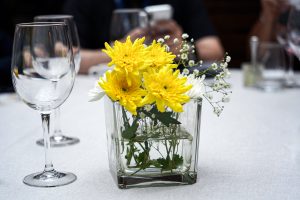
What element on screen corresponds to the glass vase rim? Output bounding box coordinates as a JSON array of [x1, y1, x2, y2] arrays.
[[109, 97, 202, 111]]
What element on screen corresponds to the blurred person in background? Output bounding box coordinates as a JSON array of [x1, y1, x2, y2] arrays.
[[0, 0, 65, 92], [0, 31, 13, 92], [63, 0, 224, 74], [250, 0, 290, 42], [249, 0, 300, 70]]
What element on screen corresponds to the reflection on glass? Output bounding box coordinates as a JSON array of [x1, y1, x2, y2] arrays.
[[34, 15, 81, 147], [11, 22, 77, 187]]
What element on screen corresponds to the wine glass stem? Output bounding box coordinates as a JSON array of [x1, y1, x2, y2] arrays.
[[288, 52, 294, 78], [41, 113, 54, 172], [53, 107, 62, 136]]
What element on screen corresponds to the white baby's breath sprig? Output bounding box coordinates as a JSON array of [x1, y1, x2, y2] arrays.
[[193, 69, 199, 76], [226, 55, 231, 63], [181, 53, 188, 60], [164, 35, 170, 40], [182, 68, 190, 75], [144, 104, 152, 112], [182, 33, 189, 39], [157, 38, 164, 43], [188, 60, 195, 66], [164, 44, 170, 52]]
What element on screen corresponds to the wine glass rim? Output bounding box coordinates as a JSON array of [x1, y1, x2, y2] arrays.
[[17, 22, 67, 27], [34, 15, 74, 20], [113, 8, 145, 14]]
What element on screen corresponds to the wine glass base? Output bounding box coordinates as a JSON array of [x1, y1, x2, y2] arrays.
[[36, 135, 80, 147], [23, 170, 76, 187], [284, 80, 300, 88]]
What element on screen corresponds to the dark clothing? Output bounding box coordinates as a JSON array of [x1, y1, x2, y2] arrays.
[[63, 0, 216, 49], [0, 0, 66, 92], [0, 31, 13, 93]]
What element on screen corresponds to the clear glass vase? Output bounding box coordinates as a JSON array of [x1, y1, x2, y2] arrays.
[[104, 96, 202, 189]]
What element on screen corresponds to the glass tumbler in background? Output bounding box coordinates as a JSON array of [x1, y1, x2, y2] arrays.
[[34, 15, 81, 147], [11, 22, 76, 187], [109, 9, 149, 42], [256, 43, 286, 92]]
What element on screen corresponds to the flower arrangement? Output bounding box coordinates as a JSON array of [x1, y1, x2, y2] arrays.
[[89, 34, 231, 187], [90, 34, 231, 116]]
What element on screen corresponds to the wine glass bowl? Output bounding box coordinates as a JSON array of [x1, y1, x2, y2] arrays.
[[34, 15, 81, 72], [288, 7, 300, 58], [109, 9, 149, 42], [286, 6, 300, 87], [12, 23, 75, 111], [256, 42, 287, 92], [11, 22, 77, 187]]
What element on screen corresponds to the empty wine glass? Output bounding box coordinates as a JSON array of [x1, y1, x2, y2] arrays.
[[276, 23, 296, 87], [11, 22, 76, 187], [256, 42, 286, 92], [287, 6, 300, 86], [34, 15, 81, 147], [109, 9, 149, 42]]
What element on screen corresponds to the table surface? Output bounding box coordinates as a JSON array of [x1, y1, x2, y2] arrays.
[[1, 70, 300, 200]]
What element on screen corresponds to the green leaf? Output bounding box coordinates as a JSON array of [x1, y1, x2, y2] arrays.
[[172, 154, 183, 168], [141, 106, 181, 127], [122, 122, 138, 139], [155, 112, 181, 127], [150, 106, 181, 127], [125, 146, 133, 165], [156, 157, 170, 171]]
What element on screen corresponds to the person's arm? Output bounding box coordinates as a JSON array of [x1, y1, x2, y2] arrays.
[[79, 50, 110, 74], [196, 36, 224, 61], [249, 0, 288, 42], [79, 27, 151, 74], [174, 0, 224, 61]]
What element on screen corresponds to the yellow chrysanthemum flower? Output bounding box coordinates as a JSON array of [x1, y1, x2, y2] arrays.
[[142, 67, 192, 112], [102, 36, 147, 85], [98, 70, 146, 115], [145, 40, 177, 70]]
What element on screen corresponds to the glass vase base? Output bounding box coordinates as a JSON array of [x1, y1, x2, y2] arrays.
[[117, 172, 197, 189], [36, 135, 80, 147], [23, 170, 77, 187]]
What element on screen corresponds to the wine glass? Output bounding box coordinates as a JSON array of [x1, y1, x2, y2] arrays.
[[256, 42, 286, 92], [34, 15, 81, 147], [276, 23, 296, 87], [11, 22, 76, 187], [287, 6, 300, 85], [109, 9, 149, 42]]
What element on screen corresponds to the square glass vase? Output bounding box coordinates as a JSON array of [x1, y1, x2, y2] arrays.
[[104, 97, 202, 189]]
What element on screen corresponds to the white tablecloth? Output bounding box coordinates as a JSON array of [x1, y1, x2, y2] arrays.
[[1, 70, 300, 200]]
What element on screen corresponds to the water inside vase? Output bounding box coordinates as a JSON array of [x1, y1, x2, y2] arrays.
[[118, 129, 193, 176]]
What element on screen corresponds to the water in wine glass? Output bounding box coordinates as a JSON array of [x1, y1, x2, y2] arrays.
[[13, 68, 73, 112]]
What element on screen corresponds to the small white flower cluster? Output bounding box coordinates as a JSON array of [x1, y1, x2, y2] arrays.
[[176, 34, 197, 67], [203, 54, 232, 116], [177, 33, 232, 117]]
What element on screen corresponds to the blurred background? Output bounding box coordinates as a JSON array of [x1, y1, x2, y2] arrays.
[[1, 0, 299, 92], [1, 0, 260, 67]]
